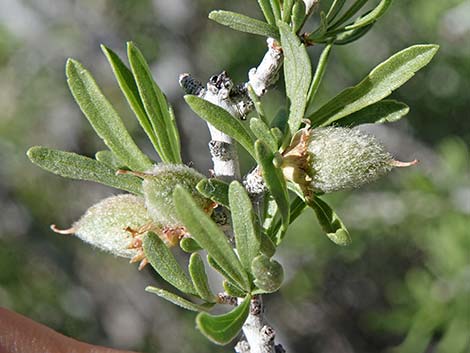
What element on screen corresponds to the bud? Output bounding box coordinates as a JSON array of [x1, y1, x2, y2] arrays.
[[51, 194, 155, 269], [142, 164, 215, 235], [282, 127, 417, 196]]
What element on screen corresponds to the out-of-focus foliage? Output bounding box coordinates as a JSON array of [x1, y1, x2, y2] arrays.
[[0, 0, 469, 352]]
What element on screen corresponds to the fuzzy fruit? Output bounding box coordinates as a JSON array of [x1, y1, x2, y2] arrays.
[[142, 164, 214, 229], [282, 127, 416, 196], [51, 194, 152, 260]]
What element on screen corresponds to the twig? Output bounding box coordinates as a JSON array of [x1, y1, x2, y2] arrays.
[[248, 38, 283, 97], [180, 38, 285, 353], [179, 71, 253, 181], [235, 296, 285, 353]]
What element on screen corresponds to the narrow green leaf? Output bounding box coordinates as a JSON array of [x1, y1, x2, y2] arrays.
[[269, 0, 282, 22], [336, 99, 409, 127], [180, 237, 203, 253], [167, 105, 182, 162], [189, 253, 216, 303], [94, 150, 125, 170], [255, 140, 290, 234], [328, 0, 368, 29], [282, 0, 295, 23], [269, 195, 306, 239], [145, 286, 214, 312], [143, 232, 197, 295], [305, 43, 333, 116], [250, 118, 278, 153], [247, 85, 267, 124], [184, 95, 256, 158], [127, 42, 182, 164], [291, 0, 307, 33], [307, 196, 351, 246], [174, 186, 251, 291], [258, 0, 276, 25], [27, 147, 142, 195], [325, 0, 346, 23], [278, 22, 312, 135], [207, 255, 247, 296], [223, 280, 247, 298], [307, 11, 328, 41], [209, 11, 279, 39], [308, 44, 439, 127], [229, 181, 261, 272], [65, 59, 152, 172], [262, 196, 278, 233], [334, 22, 373, 45], [196, 295, 251, 345], [196, 178, 230, 209], [101, 45, 164, 159], [344, 0, 393, 31]]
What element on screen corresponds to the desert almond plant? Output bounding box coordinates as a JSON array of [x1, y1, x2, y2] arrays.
[[27, 0, 438, 352]]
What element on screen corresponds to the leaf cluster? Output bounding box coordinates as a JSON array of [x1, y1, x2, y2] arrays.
[[27, 0, 439, 347]]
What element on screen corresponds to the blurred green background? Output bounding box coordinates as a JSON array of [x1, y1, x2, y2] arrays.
[[0, 0, 469, 352]]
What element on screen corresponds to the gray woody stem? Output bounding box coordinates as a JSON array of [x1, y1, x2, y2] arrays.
[[180, 38, 285, 353], [235, 296, 285, 353]]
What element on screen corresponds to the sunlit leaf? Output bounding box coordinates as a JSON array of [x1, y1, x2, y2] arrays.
[[94, 150, 125, 170], [196, 178, 230, 209], [128, 42, 182, 163], [344, 0, 393, 31], [278, 22, 312, 135], [143, 232, 197, 295], [229, 181, 261, 271], [257, 0, 276, 25], [335, 99, 409, 127], [307, 196, 351, 245], [250, 118, 278, 153], [209, 11, 279, 39], [307, 45, 439, 127], [185, 95, 256, 158], [306, 43, 333, 115], [66, 59, 152, 172], [291, 0, 306, 33], [196, 295, 251, 345], [189, 253, 216, 303], [174, 186, 251, 291], [101, 45, 165, 160], [145, 286, 214, 312], [27, 147, 142, 195], [325, 0, 346, 23], [180, 237, 203, 253], [255, 140, 290, 235]]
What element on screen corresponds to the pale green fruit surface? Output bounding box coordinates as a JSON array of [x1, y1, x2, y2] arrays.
[[143, 164, 213, 228], [74, 194, 151, 258], [307, 127, 394, 193]]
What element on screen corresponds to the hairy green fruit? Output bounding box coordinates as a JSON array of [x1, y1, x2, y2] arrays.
[[51, 194, 152, 259], [282, 127, 416, 196], [143, 164, 214, 229], [307, 127, 394, 193]]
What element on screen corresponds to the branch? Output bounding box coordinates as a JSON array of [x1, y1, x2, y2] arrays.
[[179, 71, 253, 181], [180, 38, 286, 353], [235, 296, 285, 353], [248, 38, 283, 96]]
